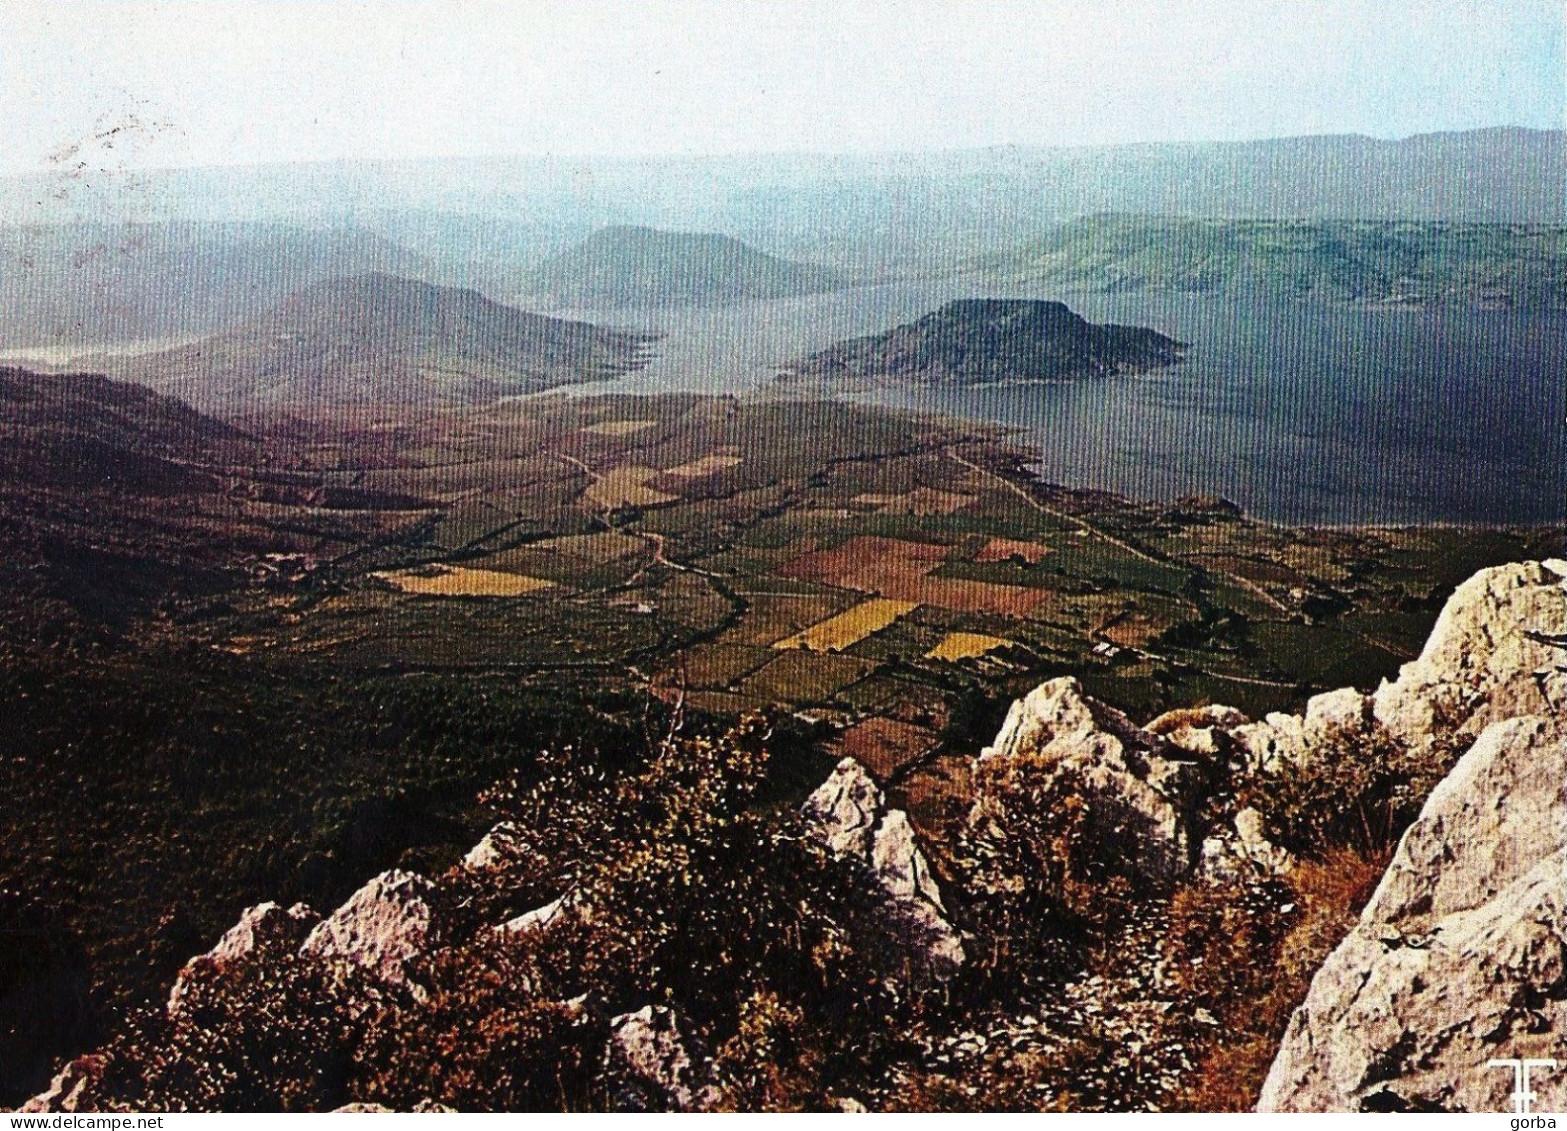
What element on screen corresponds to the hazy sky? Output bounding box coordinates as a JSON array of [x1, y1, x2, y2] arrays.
[[1, 0, 1562, 175]]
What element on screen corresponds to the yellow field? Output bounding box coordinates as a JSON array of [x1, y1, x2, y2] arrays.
[[582, 419, 657, 436], [373, 565, 554, 597], [663, 454, 744, 478], [851, 487, 971, 515], [773, 597, 916, 652], [925, 631, 1012, 661], [530, 530, 645, 563], [585, 466, 678, 508]]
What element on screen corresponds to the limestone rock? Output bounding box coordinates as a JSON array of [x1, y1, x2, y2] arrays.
[[1199, 806, 1296, 884], [167, 901, 319, 1016], [1232, 687, 1378, 774], [332, 1102, 395, 1112], [974, 677, 1206, 883], [802, 758, 964, 982], [463, 821, 521, 870], [496, 892, 575, 939], [19, 1054, 108, 1113], [604, 1005, 715, 1112], [1146, 704, 1250, 759], [1233, 807, 1295, 875], [300, 869, 438, 989], [1371, 560, 1567, 751], [1257, 716, 1567, 1112]]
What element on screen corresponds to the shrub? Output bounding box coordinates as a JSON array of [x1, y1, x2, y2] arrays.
[[1238, 723, 1459, 858]]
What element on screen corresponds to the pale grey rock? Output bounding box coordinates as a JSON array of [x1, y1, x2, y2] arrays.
[[1199, 806, 1296, 884], [167, 901, 319, 1016], [1233, 807, 1296, 875], [332, 1102, 395, 1112], [301, 869, 438, 989], [974, 677, 1205, 883], [496, 892, 575, 939], [1146, 704, 1250, 759], [1232, 688, 1376, 774], [19, 1055, 108, 1113], [462, 821, 521, 870], [1258, 716, 1567, 1113], [604, 1005, 716, 1112], [1371, 560, 1567, 752], [802, 758, 964, 981]]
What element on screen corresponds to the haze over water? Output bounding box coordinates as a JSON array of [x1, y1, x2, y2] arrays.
[[560, 286, 1566, 527]]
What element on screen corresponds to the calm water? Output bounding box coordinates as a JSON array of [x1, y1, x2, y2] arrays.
[[553, 285, 1565, 526]]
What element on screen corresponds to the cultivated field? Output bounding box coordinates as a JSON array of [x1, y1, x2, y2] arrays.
[[773, 597, 918, 652]]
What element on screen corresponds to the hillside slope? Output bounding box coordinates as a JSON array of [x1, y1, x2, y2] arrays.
[[103, 274, 659, 414], [788, 298, 1185, 387], [0, 222, 438, 349], [975, 216, 1567, 309], [0, 367, 262, 493], [524, 226, 846, 309], [20, 558, 1567, 1112]]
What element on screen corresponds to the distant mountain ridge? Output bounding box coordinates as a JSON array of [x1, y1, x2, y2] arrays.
[[788, 299, 1186, 387], [973, 215, 1567, 309], [523, 226, 847, 309], [2, 128, 1559, 239], [0, 222, 438, 349], [100, 274, 659, 415]]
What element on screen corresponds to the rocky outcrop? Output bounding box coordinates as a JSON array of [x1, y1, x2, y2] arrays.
[[1258, 715, 1567, 1112], [1230, 561, 1567, 773], [300, 870, 439, 990], [973, 677, 1208, 883], [1370, 559, 1567, 750], [1198, 806, 1296, 884], [802, 758, 965, 983], [167, 901, 320, 1016], [17, 1054, 108, 1114], [1146, 704, 1250, 759], [462, 821, 521, 870], [603, 1005, 716, 1112]]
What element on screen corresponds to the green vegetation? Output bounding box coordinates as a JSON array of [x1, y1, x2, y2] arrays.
[[1, 369, 1560, 1107], [976, 215, 1567, 310], [103, 274, 658, 413], [524, 225, 846, 309], [788, 299, 1185, 387]]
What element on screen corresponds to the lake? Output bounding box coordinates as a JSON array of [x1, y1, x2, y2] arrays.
[[554, 283, 1566, 527]]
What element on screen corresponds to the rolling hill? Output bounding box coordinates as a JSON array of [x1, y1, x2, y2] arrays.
[[101, 274, 660, 414], [523, 226, 848, 309], [0, 222, 442, 349], [972, 216, 1567, 309], [787, 299, 1185, 387], [0, 366, 262, 493]]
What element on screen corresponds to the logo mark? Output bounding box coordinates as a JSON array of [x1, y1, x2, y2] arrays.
[[1491, 1059, 1558, 1114]]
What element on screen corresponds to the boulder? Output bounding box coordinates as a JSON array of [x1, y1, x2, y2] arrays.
[[1146, 704, 1250, 759], [462, 821, 521, 870], [604, 1005, 715, 1112], [973, 677, 1206, 883], [1258, 716, 1567, 1112], [1199, 806, 1296, 884], [300, 870, 438, 990], [1371, 560, 1567, 752], [1231, 687, 1377, 774], [496, 893, 575, 939], [167, 901, 319, 1016], [19, 1054, 108, 1113], [802, 758, 964, 982]]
